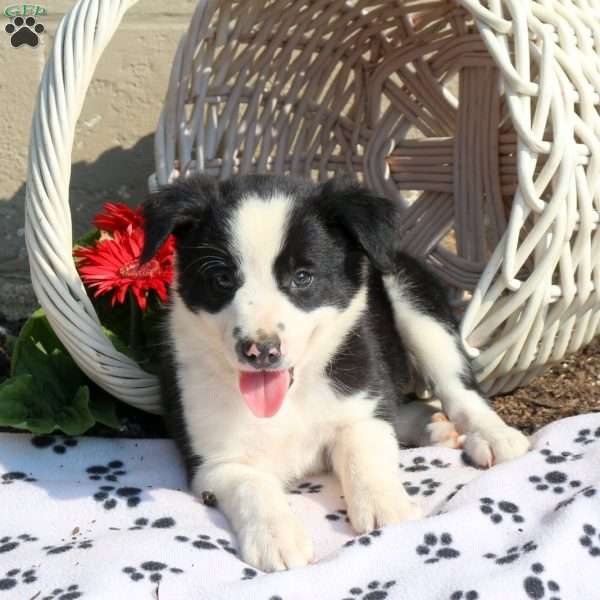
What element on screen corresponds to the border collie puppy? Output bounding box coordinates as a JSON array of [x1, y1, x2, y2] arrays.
[[141, 174, 529, 572]]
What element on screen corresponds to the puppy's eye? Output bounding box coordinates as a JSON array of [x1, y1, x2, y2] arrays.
[[292, 270, 313, 288], [213, 270, 236, 290]]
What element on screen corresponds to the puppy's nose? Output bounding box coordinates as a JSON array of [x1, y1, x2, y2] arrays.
[[237, 336, 282, 369]]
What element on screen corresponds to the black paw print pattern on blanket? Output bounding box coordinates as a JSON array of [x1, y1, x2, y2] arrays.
[[399, 456, 450, 472], [523, 563, 561, 600], [122, 561, 184, 583], [32, 435, 78, 454], [175, 533, 237, 555], [484, 541, 538, 565], [529, 470, 582, 494], [341, 580, 396, 600], [344, 529, 382, 548], [41, 584, 84, 600], [1, 471, 36, 485], [479, 498, 525, 523], [579, 524, 600, 557], [416, 532, 460, 564], [0, 566, 38, 591], [0, 533, 37, 554], [0, 415, 598, 598]]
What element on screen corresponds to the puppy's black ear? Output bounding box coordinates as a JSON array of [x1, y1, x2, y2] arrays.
[[317, 175, 399, 273], [140, 175, 218, 264]]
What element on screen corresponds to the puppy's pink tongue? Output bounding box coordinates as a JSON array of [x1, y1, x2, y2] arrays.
[[239, 370, 290, 418]]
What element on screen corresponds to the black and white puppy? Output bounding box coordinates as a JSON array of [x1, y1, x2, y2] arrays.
[[141, 174, 529, 572]]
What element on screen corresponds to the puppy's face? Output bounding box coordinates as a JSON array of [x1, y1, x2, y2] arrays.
[[142, 175, 398, 417]]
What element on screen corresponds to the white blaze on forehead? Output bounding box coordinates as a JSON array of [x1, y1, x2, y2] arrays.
[[229, 193, 293, 285]]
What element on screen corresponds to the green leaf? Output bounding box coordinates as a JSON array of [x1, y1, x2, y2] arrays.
[[0, 374, 55, 434], [0, 375, 33, 426], [74, 227, 100, 248], [4, 304, 125, 435], [55, 386, 95, 436], [89, 386, 121, 429], [11, 309, 65, 375]]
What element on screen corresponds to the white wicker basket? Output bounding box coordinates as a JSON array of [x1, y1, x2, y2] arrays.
[[26, 0, 600, 414]]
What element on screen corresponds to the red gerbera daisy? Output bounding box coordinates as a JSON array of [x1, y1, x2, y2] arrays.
[[93, 202, 144, 233], [74, 225, 174, 311]]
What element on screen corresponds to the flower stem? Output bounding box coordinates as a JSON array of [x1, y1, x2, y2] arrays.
[[128, 290, 142, 355]]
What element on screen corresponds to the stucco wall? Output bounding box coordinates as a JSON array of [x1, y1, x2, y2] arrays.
[[0, 1, 194, 319]]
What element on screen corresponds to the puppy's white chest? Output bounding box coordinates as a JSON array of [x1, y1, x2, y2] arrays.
[[180, 367, 374, 483]]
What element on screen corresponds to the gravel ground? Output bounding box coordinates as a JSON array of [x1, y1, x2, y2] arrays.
[[493, 335, 600, 434], [1, 314, 599, 437]]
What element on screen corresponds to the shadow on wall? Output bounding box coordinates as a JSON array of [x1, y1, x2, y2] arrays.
[[0, 134, 156, 321]]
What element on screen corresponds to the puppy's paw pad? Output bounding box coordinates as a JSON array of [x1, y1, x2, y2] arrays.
[[426, 414, 463, 449], [239, 514, 313, 572]]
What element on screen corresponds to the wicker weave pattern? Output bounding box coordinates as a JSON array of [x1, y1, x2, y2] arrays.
[[25, 0, 600, 412]]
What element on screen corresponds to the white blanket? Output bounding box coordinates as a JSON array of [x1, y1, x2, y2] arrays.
[[0, 413, 599, 600]]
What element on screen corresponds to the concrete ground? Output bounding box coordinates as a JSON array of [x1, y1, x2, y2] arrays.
[[0, 0, 195, 320]]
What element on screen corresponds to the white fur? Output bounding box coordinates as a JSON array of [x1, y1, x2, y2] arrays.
[[382, 275, 530, 466]]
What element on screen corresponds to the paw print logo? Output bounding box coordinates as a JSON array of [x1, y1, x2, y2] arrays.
[[403, 477, 442, 497], [555, 485, 596, 511], [0, 533, 37, 554], [479, 498, 524, 524], [175, 533, 237, 555], [523, 563, 561, 600], [289, 481, 323, 494], [399, 456, 450, 472], [539, 449, 583, 464], [4, 16, 44, 48], [416, 532, 460, 563], [483, 540, 537, 565], [342, 580, 396, 600], [529, 471, 581, 494], [325, 509, 349, 523], [41, 584, 83, 600], [573, 427, 600, 445], [344, 529, 382, 548], [32, 434, 78, 454], [123, 561, 183, 583], [0, 566, 37, 591], [93, 485, 143, 510], [579, 524, 600, 557], [450, 592, 479, 600], [43, 539, 93, 555], [86, 460, 126, 482], [1, 471, 36, 485]]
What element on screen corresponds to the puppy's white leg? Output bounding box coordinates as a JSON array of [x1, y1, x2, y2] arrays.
[[331, 419, 421, 534], [194, 464, 313, 572], [384, 275, 529, 467]]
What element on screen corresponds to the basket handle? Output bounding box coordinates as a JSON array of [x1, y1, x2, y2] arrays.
[[25, 0, 163, 414]]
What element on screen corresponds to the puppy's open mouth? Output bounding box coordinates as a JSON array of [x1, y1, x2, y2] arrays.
[[238, 367, 294, 418]]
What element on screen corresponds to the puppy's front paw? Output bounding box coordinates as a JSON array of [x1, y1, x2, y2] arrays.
[[425, 412, 464, 449], [345, 483, 422, 534], [239, 512, 313, 572], [463, 425, 530, 468]]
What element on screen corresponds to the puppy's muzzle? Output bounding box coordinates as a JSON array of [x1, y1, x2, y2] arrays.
[[236, 335, 282, 369]]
